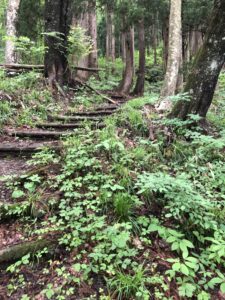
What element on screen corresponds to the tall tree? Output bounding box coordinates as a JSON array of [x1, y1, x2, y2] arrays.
[[117, 23, 134, 94], [73, 0, 98, 81], [5, 0, 20, 63], [88, 0, 98, 69], [73, 0, 90, 81], [170, 0, 225, 120], [106, 3, 116, 71], [44, 0, 72, 86], [157, 0, 182, 111], [132, 19, 145, 96]]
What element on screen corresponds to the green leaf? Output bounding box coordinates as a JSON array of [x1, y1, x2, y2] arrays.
[[185, 261, 198, 270], [180, 242, 189, 258], [46, 289, 54, 299], [171, 241, 179, 251], [182, 239, 194, 248], [220, 282, 225, 294], [172, 262, 181, 271], [73, 263, 81, 272], [12, 189, 25, 199], [208, 277, 224, 288], [179, 283, 196, 297], [24, 182, 35, 192], [166, 236, 177, 243], [180, 264, 189, 276]]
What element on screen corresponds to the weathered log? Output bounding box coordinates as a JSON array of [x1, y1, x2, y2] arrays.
[[95, 104, 120, 111], [68, 110, 116, 116], [72, 66, 103, 72], [75, 80, 117, 104], [0, 64, 103, 72], [0, 64, 44, 70], [37, 122, 105, 130], [48, 115, 103, 122], [3, 129, 73, 139], [0, 143, 61, 155], [0, 238, 57, 263]]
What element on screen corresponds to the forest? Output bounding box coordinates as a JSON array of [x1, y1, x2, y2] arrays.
[[0, 0, 225, 299]]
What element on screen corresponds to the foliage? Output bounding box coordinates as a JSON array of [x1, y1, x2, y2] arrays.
[[67, 26, 93, 66]]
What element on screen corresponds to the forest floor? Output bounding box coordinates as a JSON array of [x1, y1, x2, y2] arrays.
[[0, 69, 225, 300]]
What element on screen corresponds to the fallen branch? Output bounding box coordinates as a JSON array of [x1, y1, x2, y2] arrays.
[[75, 80, 117, 104], [0, 64, 44, 70], [72, 66, 103, 72], [0, 237, 57, 263], [0, 64, 103, 72]]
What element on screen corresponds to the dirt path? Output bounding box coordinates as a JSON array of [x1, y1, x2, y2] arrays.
[[0, 158, 30, 177]]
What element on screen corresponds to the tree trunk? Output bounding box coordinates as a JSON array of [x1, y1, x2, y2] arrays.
[[121, 32, 126, 62], [162, 18, 169, 70], [73, 1, 90, 81], [88, 0, 98, 70], [133, 19, 145, 96], [152, 24, 157, 65], [106, 4, 115, 71], [74, 0, 98, 81], [5, 0, 20, 64], [170, 0, 225, 120], [44, 0, 72, 86], [158, 0, 182, 111], [189, 30, 203, 60], [117, 26, 134, 94]]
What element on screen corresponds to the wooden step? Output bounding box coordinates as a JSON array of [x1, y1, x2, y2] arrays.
[[48, 115, 103, 122], [37, 122, 105, 130], [95, 104, 120, 111], [0, 142, 61, 156], [4, 129, 74, 139], [68, 110, 116, 117]]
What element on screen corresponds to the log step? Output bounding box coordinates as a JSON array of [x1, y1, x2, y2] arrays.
[[95, 104, 120, 111], [37, 122, 105, 130], [68, 110, 116, 116], [48, 115, 103, 122], [4, 129, 74, 139], [0, 142, 61, 156]]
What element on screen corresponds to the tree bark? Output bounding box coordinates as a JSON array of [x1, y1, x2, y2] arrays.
[[170, 0, 225, 120], [5, 0, 20, 64], [152, 24, 157, 65], [0, 238, 56, 263], [73, 1, 90, 81], [44, 0, 72, 86], [158, 0, 182, 111], [133, 19, 146, 96], [162, 18, 169, 70], [117, 25, 134, 94], [88, 0, 98, 70], [189, 30, 203, 60], [74, 0, 98, 81], [121, 32, 126, 62], [106, 5, 116, 67]]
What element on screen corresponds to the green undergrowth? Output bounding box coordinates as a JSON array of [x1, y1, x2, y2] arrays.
[[0, 70, 56, 128], [2, 95, 225, 300]]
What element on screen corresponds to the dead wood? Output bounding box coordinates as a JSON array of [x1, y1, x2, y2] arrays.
[[0, 237, 57, 263], [75, 80, 117, 104]]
